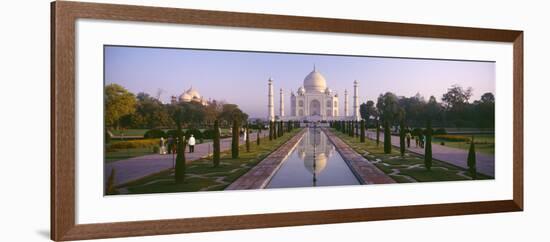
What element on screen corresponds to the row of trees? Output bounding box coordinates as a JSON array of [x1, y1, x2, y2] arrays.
[[330, 118, 477, 178], [105, 84, 249, 131], [359, 85, 495, 129]]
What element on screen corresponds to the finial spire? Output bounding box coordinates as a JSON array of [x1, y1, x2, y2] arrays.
[[313, 64, 316, 71]]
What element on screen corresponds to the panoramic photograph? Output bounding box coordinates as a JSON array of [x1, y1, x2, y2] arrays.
[[103, 45, 495, 195]]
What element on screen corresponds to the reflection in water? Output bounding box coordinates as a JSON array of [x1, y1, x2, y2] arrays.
[[266, 127, 360, 188]]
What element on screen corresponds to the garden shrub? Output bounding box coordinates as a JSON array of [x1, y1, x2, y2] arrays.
[[166, 129, 178, 138], [144, 129, 166, 139], [109, 139, 158, 149], [185, 128, 203, 140], [434, 128, 448, 135], [433, 134, 471, 142], [411, 128, 423, 136], [105, 131, 111, 144], [202, 129, 216, 139]]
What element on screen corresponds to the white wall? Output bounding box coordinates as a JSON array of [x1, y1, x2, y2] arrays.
[[0, 0, 547, 241]]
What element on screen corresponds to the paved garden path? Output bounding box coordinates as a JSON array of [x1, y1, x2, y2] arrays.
[[365, 131, 495, 177], [105, 131, 268, 186]]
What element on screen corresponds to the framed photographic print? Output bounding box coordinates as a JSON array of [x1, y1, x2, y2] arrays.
[[51, 1, 523, 241]]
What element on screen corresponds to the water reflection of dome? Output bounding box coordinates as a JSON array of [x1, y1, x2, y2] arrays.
[[303, 153, 328, 174], [296, 129, 334, 175]]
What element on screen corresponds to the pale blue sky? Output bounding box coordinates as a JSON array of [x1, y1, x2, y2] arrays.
[[105, 46, 495, 119]]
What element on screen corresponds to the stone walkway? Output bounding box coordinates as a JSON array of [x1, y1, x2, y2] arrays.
[[324, 129, 396, 184], [225, 129, 307, 190], [365, 131, 495, 177], [105, 131, 268, 186]]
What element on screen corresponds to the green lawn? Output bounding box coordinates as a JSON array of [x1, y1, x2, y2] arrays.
[[109, 128, 233, 138], [432, 134, 494, 155], [105, 147, 156, 163], [117, 129, 303, 194], [332, 129, 492, 183]]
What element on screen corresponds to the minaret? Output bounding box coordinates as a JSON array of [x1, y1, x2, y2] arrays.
[[268, 78, 275, 121], [344, 89, 349, 117], [353, 80, 359, 120], [279, 88, 285, 118]]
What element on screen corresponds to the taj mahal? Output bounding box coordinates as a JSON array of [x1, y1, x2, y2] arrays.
[[268, 66, 361, 122]]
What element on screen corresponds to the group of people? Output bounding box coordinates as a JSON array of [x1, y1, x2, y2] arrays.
[[399, 129, 426, 149], [404, 130, 425, 148], [158, 135, 197, 155]]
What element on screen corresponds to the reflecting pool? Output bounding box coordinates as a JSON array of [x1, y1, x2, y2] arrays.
[[266, 127, 360, 188]]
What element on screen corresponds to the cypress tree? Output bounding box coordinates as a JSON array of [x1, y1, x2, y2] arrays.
[[245, 122, 250, 152], [376, 119, 380, 147], [269, 121, 273, 141], [345, 121, 348, 135], [399, 119, 406, 157], [231, 116, 239, 159], [213, 120, 221, 167], [256, 126, 261, 146], [383, 120, 391, 154], [105, 168, 117, 195], [360, 119, 366, 143], [424, 119, 433, 171], [350, 121, 355, 137], [355, 120, 361, 138], [175, 111, 186, 184], [343, 120, 347, 134], [467, 136, 477, 179], [274, 121, 278, 139]]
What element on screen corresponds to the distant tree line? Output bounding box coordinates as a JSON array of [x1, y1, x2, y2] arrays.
[[105, 83, 249, 131], [360, 84, 495, 129]]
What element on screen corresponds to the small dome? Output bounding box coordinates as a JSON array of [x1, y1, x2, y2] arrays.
[[297, 86, 305, 95], [179, 86, 202, 103], [185, 87, 201, 99], [303, 67, 327, 93], [179, 93, 192, 102], [324, 87, 332, 95]]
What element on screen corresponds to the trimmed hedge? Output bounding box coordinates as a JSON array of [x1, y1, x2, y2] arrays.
[[109, 139, 158, 149], [144, 129, 167, 139], [185, 128, 203, 140], [411, 128, 423, 136], [434, 128, 447, 135], [433, 134, 471, 142], [202, 129, 216, 139]]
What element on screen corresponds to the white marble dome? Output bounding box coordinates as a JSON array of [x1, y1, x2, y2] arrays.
[[303, 68, 327, 93], [179, 87, 201, 102]]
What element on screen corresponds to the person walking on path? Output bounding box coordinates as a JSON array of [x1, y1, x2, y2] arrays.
[[159, 137, 167, 155], [166, 136, 173, 154], [188, 134, 196, 153], [406, 132, 411, 148]]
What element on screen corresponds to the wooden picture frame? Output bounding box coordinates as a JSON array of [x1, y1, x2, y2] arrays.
[[51, 1, 523, 241]]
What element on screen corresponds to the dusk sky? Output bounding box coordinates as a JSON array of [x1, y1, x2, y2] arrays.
[[105, 46, 495, 119]]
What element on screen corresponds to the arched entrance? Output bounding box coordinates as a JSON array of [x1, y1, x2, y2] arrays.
[[309, 99, 320, 116]]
